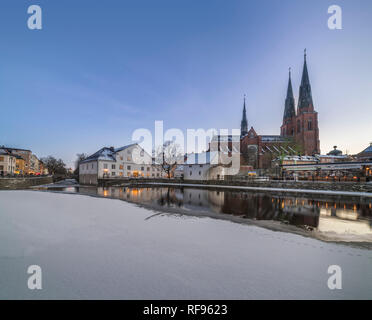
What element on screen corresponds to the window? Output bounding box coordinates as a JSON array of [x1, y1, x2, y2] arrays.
[[199, 165, 203, 168], [147, 167, 150, 171], [141, 166, 144, 171], [104, 164, 108, 169], [127, 156, 131, 161], [120, 156, 123, 160], [190, 171, 192, 176], [0, 157, 4, 161], [112, 164, 116, 169], [112, 172, 116, 176], [119, 165, 123, 170], [307, 119, 313, 131], [127, 165, 131, 170], [91, 163, 94, 169], [297, 120, 301, 133], [0, 165, 3, 170], [157, 173, 159, 177], [199, 171, 201, 175]]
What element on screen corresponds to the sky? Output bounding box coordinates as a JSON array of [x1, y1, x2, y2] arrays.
[[1, 0, 372, 168]]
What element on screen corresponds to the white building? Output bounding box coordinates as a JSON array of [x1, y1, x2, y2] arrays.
[[0, 148, 16, 176], [184, 151, 227, 181], [79, 143, 165, 185]]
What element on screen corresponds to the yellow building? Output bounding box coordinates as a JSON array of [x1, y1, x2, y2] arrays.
[[15, 156, 26, 175]]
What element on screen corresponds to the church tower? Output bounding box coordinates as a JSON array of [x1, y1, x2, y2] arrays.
[[280, 50, 320, 155], [241, 95, 248, 137], [281, 68, 296, 137], [295, 50, 320, 155]]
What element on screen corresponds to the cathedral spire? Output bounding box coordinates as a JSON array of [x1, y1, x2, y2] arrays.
[[283, 68, 296, 121], [241, 95, 248, 137], [298, 49, 313, 112]]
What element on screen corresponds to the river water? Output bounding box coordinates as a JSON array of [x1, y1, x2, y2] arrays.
[[38, 185, 372, 242]]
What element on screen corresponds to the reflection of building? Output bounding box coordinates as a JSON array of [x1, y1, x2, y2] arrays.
[[79, 143, 165, 185], [318, 208, 372, 236], [86, 186, 372, 238], [0, 148, 16, 175]]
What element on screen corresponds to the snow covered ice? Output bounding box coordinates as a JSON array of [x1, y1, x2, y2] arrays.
[[0, 190, 371, 299]]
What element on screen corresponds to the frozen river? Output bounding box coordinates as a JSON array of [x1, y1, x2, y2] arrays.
[[0, 190, 371, 299]]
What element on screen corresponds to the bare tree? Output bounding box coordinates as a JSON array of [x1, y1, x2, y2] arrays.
[[40, 156, 67, 176], [74, 153, 87, 176], [154, 141, 183, 179]]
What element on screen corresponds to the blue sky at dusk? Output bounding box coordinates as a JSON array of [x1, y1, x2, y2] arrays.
[[1, 0, 372, 167]]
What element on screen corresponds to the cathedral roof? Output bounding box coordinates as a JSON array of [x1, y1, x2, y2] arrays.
[[283, 68, 296, 120], [298, 49, 314, 111]]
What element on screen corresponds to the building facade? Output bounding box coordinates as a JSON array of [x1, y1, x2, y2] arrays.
[[2, 147, 32, 174], [280, 52, 320, 156], [0, 148, 16, 175], [241, 51, 320, 169], [79, 143, 165, 185]]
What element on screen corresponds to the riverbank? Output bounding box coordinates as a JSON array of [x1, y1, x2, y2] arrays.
[[0, 176, 53, 190]]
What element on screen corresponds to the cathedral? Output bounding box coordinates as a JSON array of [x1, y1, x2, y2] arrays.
[[240, 51, 320, 169]]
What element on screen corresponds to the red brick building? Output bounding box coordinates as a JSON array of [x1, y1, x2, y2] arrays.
[[280, 51, 320, 156], [241, 51, 320, 169]]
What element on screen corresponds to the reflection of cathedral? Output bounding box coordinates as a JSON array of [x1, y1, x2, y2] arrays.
[[241, 51, 320, 169], [88, 186, 372, 236]]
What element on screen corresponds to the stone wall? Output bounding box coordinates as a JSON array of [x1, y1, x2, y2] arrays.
[[0, 176, 53, 190], [99, 177, 372, 193], [79, 174, 98, 185]]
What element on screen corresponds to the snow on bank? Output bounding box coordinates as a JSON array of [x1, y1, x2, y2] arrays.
[[0, 190, 371, 299]]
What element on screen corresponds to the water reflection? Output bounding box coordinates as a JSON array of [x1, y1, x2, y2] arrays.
[[39, 186, 372, 237]]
